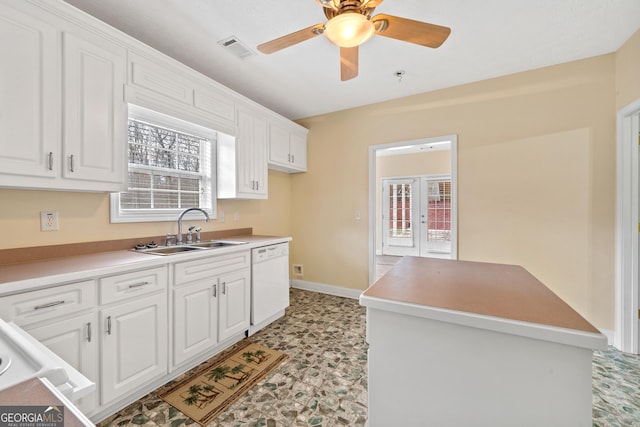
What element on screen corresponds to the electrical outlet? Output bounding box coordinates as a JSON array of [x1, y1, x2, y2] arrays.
[[40, 211, 59, 231], [234, 211, 240, 221], [293, 264, 304, 276], [218, 210, 225, 222]]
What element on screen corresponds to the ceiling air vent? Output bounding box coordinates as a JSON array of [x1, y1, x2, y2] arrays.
[[217, 36, 254, 59]]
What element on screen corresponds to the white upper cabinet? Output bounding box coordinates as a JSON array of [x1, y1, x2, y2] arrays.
[[62, 30, 126, 187], [218, 106, 268, 199], [129, 52, 194, 105], [0, 2, 60, 180], [126, 52, 236, 135], [268, 122, 308, 173], [0, 1, 126, 191], [0, 0, 305, 193]]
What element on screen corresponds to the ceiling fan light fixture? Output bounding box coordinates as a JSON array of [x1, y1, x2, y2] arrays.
[[324, 12, 374, 48]]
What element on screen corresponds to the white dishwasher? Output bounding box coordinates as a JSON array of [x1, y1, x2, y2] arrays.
[[249, 242, 290, 335]]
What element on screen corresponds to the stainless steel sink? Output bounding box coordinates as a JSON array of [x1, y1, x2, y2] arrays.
[[134, 240, 247, 256], [137, 246, 206, 256], [188, 240, 247, 248]]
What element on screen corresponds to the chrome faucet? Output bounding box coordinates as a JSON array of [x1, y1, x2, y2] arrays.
[[177, 208, 210, 244]]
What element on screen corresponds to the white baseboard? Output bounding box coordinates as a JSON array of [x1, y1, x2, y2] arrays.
[[290, 279, 363, 300]]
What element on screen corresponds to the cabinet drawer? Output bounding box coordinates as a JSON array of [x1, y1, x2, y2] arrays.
[[174, 251, 250, 286], [0, 280, 96, 327], [99, 266, 167, 305]]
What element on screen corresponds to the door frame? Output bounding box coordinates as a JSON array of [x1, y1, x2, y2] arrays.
[[616, 98, 640, 353], [368, 135, 458, 285]]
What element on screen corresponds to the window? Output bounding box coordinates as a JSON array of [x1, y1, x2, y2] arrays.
[[110, 105, 217, 223]]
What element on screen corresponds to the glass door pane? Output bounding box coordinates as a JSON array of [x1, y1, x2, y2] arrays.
[[421, 177, 452, 256], [382, 178, 418, 256]]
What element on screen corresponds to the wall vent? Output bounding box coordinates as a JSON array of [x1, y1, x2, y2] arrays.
[[217, 36, 254, 58]]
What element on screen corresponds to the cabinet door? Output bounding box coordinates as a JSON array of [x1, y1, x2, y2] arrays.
[[26, 312, 99, 414], [252, 116, 268, 197], [62, 31, 126, 188], [218, 268, 250, 341], [268, 123, 291, 168], [173, 280, 218, 367], [0, 3, 59, 179], [237, 108, 268, 199], [289, 132, 307, 171], [101, 293, 167, 405]]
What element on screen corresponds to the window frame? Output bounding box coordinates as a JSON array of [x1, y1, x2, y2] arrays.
[[110, 105, 218, 223]]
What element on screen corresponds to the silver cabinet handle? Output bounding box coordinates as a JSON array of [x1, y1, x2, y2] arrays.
[[221, 281, 226, 295], [212, 283, 217, 298], [34, 300, 65, 310], [291, 154, 295, 163], [87, 322, 92, 342], [128, 281, 150, 289], [288, 154, 291, 162], [47, 152, 53, 171], [69, 154, 75, 172], [106, 316, 112, 335]]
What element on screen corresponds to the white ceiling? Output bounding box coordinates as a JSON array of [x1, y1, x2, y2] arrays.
[[63, 0, 640, 120]]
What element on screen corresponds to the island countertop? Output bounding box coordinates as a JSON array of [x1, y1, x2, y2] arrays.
[[360, 257, 607, 350]]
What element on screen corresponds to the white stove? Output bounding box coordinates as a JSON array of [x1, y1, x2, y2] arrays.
[[0, 319, 94, 401]]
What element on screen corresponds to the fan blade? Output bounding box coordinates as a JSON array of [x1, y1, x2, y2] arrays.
[[363, 0, 385, 7], [257, 23, 324, 54], [340, 46, 358, 81], [372, 14, 451, 48]]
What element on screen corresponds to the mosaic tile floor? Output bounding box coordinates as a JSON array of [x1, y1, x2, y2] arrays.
[[98, 289, 640, 427]]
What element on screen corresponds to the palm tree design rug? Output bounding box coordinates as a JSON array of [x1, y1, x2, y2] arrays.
[[158, 340, 287, 425]]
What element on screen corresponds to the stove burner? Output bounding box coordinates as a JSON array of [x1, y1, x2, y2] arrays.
[[0, 355, 12, 376]]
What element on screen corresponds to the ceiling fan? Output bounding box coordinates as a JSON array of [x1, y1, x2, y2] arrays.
[[257, 0, 451, 81]]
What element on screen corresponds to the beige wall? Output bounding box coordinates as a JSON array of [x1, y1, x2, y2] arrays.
[[295, 53, 617, 329], [376, 150, 451, 178], [0, 170, 292, 249], [616, 29, 640, 109]]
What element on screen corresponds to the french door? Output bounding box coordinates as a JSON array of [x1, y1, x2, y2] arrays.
[[382, 176, 453, 258]]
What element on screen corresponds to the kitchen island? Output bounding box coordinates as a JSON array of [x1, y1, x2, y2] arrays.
[[359, 257, 607, 427]]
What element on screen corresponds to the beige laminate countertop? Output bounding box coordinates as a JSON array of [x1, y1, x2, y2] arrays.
[[360, 257, 607, 349], [0, 235, 289, 294]]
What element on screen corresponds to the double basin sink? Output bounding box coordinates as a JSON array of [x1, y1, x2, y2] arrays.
[[135, 240, 247, 256]]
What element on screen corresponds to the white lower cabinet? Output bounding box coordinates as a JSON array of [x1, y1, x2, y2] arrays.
[[100, 292, 168, 405], [218, 269, 250, 341], [173, 280, 218, 367], [0, 249, 255, 421], [172, 251, 251, 369], [25, 311, 99, 414]]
